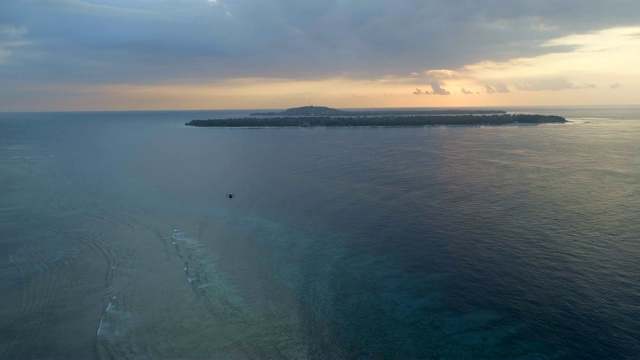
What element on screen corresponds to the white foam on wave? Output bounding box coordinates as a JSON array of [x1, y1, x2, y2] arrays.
[[97, 304, 113, 337], [171, 228, 179, 245], [96, 317, 108, 338], [96, 309, 136, 341]]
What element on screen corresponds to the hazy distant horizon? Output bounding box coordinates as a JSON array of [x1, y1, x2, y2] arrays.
[[3, 103, 640, 114]]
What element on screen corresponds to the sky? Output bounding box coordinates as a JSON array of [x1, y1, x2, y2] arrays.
[[1, 0, 640, 111]]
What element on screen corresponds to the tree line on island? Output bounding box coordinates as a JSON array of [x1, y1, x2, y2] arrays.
[[186, 106, 567, 128]]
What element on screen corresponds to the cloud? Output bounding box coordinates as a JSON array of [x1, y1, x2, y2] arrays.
[[409, 83, 448, 95], [425, 69, 457, 79], [0, 24, 26, 37], [429, 82, 450, 95], [3, 0, 640, 111], [0, 25, 29, 60], [485, 83, 510, 93], [576, 82, 596, 89], [412, 88, 434, 95], [514, 78, 596, 91], [412, 83, 449, 96], [514, 78, 572, 91], [4, 1, 640, 86], [461, 88, 473, 95], [610, 82, 621, 89]]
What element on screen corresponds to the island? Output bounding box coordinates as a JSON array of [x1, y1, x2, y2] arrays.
[[250, 105, 507, 117], [186, 106, 567, 128]]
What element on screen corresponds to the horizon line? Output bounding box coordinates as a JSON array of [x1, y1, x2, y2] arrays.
[[2, 103, 640, 114]]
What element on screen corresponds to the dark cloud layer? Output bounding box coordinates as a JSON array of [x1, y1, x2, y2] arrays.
[[1, 0, 640, 85]]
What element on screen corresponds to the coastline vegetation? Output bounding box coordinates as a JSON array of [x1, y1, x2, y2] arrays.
[[186, 114, 567, 128], [186, 106, 566, 128]]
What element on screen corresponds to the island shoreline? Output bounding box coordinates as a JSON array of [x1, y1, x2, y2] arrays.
[[185, 114, 568, 128], [185, 106, 567, 128]]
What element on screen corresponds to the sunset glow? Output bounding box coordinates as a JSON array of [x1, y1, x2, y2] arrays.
[[1, 2, 639, 111]]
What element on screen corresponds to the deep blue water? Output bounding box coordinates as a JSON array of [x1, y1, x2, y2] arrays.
[[0, 107, 639, 359]]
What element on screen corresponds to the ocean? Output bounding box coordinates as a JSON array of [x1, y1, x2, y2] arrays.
[[0, 106, 638, 359]]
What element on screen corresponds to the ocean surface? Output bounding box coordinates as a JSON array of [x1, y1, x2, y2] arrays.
[[0, 106, 638, 359]]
